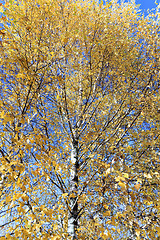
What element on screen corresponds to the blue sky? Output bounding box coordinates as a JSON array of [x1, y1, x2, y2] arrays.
[[0, 0, 159, 8], [136, 0, 159, 11], [0, 0, 159, 10], [0, 0, 159, 29]]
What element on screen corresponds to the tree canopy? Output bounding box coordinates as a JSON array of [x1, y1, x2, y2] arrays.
[[0, 0, 160, 239]]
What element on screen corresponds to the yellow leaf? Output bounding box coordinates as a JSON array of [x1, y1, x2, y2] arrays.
[[62, 193, 68, 198], [46, 176, 50, 181], [115, 176, 125, 182], [53, 225, 58, 230], [50, 52, 54, 56], [5, 233, 11, 239], [4, 114, 14, 123], [0, 110, 5, 118], [70, 193, 76, 198], [117, 229, 120, 234], [0, 6, 4, 13], [6, 195, 11, 203], [156, 227, 160, 236], [105, 167, 114, 176], [21, 185, 26, 192], [103, 204, 109, 209], [63, 37, 68, 45], [17, 73, 25, 79], [51, 235, 60, 240], [118, 181, 126, 191], [123, 173, 129, 179], [144, 173, 152, 179], [21, 194, 29, 202], [20, 118, 25, 124], [36, 224, 40, 231], [135, 229, 141, 239], [134, 183, 141, 190], [103, 210, 110, 216], [52, 161, 57, 167]]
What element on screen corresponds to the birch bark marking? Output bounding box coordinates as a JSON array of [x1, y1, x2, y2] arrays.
[[68, 138, 79, 239], [68, 60, 81, 239]]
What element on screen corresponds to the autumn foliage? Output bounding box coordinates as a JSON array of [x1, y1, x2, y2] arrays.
[[0, 0, 160, 239]]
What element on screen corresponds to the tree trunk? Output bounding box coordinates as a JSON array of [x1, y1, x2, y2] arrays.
[[68, 139, 79, 239], [127, 221, 137, 240]]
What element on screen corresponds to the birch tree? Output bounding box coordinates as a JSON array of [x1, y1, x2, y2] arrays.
[[0, 0, 160, 239]]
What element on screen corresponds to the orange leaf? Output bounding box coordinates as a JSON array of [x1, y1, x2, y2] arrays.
[[134, 183, 141, 190]]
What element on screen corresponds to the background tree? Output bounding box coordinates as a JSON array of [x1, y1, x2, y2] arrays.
[[0, 0, 160, 239]]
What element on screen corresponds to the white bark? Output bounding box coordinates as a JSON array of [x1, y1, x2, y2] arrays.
[[68, 139, 79, 239]]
